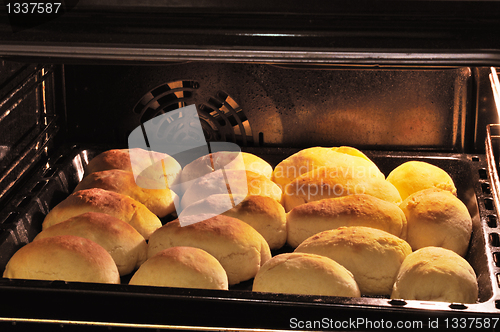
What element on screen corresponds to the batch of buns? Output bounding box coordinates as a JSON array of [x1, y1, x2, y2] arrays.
[[3, 146, 478, 304]]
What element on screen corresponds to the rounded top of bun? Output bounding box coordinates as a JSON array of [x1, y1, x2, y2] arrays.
[[387, 161, 457, 200], [391, 246, 477, 303], [3, 235, 120, 284], [35, 212, 147, 276]]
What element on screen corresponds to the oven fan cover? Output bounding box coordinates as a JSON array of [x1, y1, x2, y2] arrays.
[[132, 80, 253, 146]]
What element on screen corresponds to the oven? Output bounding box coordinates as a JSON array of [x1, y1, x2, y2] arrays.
[[0, 1, 500, 331]]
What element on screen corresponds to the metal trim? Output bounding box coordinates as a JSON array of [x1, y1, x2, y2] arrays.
[[1, 45, 500, 66]]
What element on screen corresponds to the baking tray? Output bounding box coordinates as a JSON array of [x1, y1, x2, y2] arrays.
[[0, 144, 498, 331]]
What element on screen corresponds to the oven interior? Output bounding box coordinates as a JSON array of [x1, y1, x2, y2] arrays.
[[2, 2, 500, 327], [0, 58, 498, 330]]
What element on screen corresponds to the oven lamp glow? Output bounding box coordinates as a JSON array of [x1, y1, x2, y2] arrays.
[[490, 67, 500, 121]]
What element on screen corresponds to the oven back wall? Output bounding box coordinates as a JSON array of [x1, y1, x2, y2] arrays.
[[64, 63, 472, 151]]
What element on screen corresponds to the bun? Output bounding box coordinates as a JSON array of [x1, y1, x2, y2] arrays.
[[74, 169, 178, 218], [272, 147, 384, 190], [387, 161, 457, 200], [129, 247, 228, 290], [331, 146, 373, 162], [252, 252, 360, 297], [287, 194, 407, 248], [3, 235, 120, 284], [35, 212, 147, 276], [295, 226, 412, 296], [179, 194, 287, 249], [148, 215, 271, 285], [43, 188, 162, 240], [399, 188, 472, 256], [391, 247, 478, 303], [84, 148, 181, 188], [180, 170, 282, 210], [180, 151, 273, 192], [283, 166, 402, 212]]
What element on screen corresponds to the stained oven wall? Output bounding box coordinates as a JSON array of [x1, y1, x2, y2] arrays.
[[63, 63, 478, 153]]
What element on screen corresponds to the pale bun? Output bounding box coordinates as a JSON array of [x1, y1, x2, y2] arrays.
[[272, 147, 384, 190], [84, 148, 182, 188], [180, 151, 273, 192], [180, 170, 282, 210], [42, 188, 161, 240], [331, 146, 373, 162], [3, 235, 120, 284], [148, 215, 271, 285], [387, 161, 457, 200], [295, 226, 412, 296], [74, 169, 178, 218], [391, 247, 478, 303], [179, 194, 287, 249], [252, 252, 360, 298], [35, 212, 147, 276], [283, 166, 402, 212], [399, 188, 472, 256], [287, 194, 407, 248], [129, 247, 228, 290]]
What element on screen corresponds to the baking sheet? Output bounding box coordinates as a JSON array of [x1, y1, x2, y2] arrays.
[[0, 144, 498, 330]]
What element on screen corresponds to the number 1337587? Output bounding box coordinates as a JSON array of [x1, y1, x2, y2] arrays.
[[444, 317, 498, 329], [6, 3, 62, 14]]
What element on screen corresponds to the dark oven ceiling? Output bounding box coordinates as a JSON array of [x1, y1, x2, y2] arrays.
[[0, 0, 500, 65]]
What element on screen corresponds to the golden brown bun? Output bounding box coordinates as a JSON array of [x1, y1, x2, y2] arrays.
[[3, 235, 120, 284], [387, 161, 457, 200], [129, 247, 228, 290], [295, 226, 412, 296], [399, 188, 472, 256], [35, 212, 147, 276], [272, 147, 384, 190], [74, 169, 178, 218], [252, 252, 360, 297], [283, 166, 402, 212], [180, 151, 273, 192], [331, 146, 372, 162], [84, 148, 182, 188], [42, 188, 162, 240], [287, 194, 407, 248], [179, 194, 287, 250], [391, 247, 478, 303], [180, 170, 282, 210], [148, 215, 271, 285]]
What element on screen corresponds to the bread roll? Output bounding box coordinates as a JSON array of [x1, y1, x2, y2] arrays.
[[74, 169, 178, 218], [3, 235, 120, 284], [295, 226, 412, 296], [180, 151, 273, 192], [148, 215, 271, 285], [129, 247, 228, 290], [386, 161, 457, 200], [179, 194, 287, 250], [399, 188, 472, 256], [331, 146, 372, 162], [283, 166, 402, 212], [391, 247, 478, 303], [43, 188, 161, 240], [84, 148, 181, 189], [252, 252, 360, 297], [180, 170, 282, 210], [35, 212, 147, 276], [287, 194, 407, 248], [272, 147, 384, 190]]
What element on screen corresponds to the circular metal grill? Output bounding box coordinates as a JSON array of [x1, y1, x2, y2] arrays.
[[133, 80, 253, 146]]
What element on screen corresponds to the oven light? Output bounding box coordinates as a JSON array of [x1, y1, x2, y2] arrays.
[[490, 67, 500, 120]]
